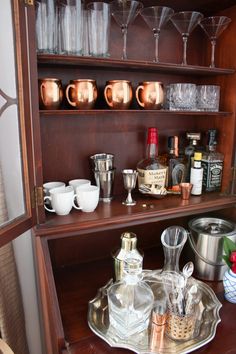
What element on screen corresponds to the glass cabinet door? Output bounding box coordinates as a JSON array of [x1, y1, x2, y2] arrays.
[[0, 0, 39, 245]]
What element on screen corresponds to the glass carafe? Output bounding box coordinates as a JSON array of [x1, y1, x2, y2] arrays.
[[161, 226, 187, 273]]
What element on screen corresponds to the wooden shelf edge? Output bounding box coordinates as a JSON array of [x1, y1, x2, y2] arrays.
[[39, 109, 232, 116], [37, 54, 235, 75], [34, 194, 236, 238]]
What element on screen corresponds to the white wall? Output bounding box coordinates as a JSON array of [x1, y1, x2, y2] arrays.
[[13, 231, 43, 354]]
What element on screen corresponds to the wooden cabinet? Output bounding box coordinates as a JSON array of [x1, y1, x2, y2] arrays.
[[8, 0, 236, 353]]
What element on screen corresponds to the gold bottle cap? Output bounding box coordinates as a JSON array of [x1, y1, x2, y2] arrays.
[[194, 152, 202, 161], [121, 232, 137, 251]]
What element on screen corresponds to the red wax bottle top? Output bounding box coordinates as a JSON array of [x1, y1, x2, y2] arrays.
[[147, 127, 158, 145], [230, 250, 236, 263]]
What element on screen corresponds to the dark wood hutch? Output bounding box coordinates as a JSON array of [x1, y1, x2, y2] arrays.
[[4, 0, 236, 353]]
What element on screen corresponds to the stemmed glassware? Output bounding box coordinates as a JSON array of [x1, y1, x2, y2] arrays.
[[199, 16, 231, 68], [140, 6, 174, 63], [122, 169, 138, 206], [111, 0, 143, 60], [171, 11, 204, 66]]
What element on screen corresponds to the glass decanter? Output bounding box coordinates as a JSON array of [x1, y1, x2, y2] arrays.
[[107, 256, 154, 338], [161, 225, 188, 272]]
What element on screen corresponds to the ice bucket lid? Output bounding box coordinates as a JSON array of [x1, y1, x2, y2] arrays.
[[189, 217, 235, 236]]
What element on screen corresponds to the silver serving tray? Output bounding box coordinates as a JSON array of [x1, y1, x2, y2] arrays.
[[88, 276, 222, 354]]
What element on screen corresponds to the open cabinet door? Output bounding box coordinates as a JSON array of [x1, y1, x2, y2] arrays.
[[0, 0, 43, 246]]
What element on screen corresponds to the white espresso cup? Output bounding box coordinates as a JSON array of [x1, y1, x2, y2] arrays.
[[44, 186, 74, 215], [73, 185, 99, 212], [68, 179, 91, 192], [43, 181, 65, 196]]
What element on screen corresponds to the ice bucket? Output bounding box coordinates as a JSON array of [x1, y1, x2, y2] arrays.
[[188, 217, 236, 281]]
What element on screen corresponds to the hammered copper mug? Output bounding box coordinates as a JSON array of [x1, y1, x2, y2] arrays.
[[136, 81, 164, 110], [38, 78, 63, 110], [104, 80, 133, 109], [66, 79, 98, 109]]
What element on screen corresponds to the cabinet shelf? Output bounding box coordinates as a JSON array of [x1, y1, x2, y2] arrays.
[[39, 109, 232, 117], [35, 193, 236, 238], [37, 54, 235, 76]]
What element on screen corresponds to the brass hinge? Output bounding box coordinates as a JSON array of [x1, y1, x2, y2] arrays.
[[32, 186, 44, 208], [24, 0, 34, 6]]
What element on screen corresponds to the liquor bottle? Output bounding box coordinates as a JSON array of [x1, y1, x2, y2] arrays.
[[137, 127, 167, 193], [202, 129, 224, 192], [107, 256, 154, 339], [184, 132, 201, 182], [162, 136, 186, 191], [112, 231, 143, 281], [190, 152, 203, 195]]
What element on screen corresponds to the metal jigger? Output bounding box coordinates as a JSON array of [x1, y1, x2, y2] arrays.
[[122, 169, 138, 206]]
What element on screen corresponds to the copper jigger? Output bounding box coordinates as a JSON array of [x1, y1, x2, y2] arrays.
[[180, 183, 193, 200], [38, 78, 63, 110], [136, 81, 164, 110], [104, 80, 133, 109], [65, 79, 98, 109]]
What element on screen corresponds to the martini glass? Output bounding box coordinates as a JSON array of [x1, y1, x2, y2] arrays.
[[200, 16, 231, 68], [171, 11, 203, 65], [111, 0, 143, 60], [140, 6, 174, 63]]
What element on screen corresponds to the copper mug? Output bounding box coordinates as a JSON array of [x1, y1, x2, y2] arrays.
[[38, 78, 63, 110], [136, 81, 164, 110], [65, 79, 98, 109], [104, 80, 133, 109]]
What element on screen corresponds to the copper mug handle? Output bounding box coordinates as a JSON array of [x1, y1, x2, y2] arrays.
[[104, 84, 113, 108], [66, 84, 76, 107], [40, 83, 47, 107], [136, 85, 145, 108]]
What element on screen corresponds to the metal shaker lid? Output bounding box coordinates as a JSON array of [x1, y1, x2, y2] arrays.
[[189, 217, 235, 236], [121, 232, 137, 251]]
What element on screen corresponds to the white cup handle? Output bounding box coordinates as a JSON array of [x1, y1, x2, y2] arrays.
[[72, 194, 82, 210], [44, 196, 55, 213]]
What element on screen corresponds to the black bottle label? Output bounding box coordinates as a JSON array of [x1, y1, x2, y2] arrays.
[[202, 161, 223, 191]]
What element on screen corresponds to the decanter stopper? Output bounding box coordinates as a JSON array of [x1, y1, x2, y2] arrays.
[[112, 231, 143, 281]]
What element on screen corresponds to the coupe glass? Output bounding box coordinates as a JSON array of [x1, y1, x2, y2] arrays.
[[111, 0, 143, 60], [140, 6, 174, 63], [171, 11, 203, 66], [200, 16, 231, 68]]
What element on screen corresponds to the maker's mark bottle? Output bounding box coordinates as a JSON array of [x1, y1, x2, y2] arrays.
[[137, 127, 167, 193]]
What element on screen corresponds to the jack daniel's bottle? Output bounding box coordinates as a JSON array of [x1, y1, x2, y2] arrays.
[[137, 127, 167, 192], [202, 129, 224, 191]]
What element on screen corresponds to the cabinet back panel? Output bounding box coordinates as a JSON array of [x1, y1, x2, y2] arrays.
[[40, 114, 198, 193]]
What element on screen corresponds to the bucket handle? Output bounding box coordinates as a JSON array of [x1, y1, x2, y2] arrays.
[[188, 231, 225, 267]]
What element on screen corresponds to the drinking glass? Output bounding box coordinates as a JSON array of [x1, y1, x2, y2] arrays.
[[111, 0, 143, 60], [171, 11, 203, 65], [196, 85, 220, 111], [59, 0, 83, 55], [36, 0, 58, 53], [122, 169, 138, 206], [169, 83, 197, 111], [200, 16, 231, 68], [140, 6, 174, 63], [87, 2, 111, 57]]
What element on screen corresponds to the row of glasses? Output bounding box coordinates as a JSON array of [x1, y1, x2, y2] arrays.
[[35, 0, 231, 67], [167, 83, 220, 111], [111, 1, 231, 67], [36, 0, 110, 57]]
